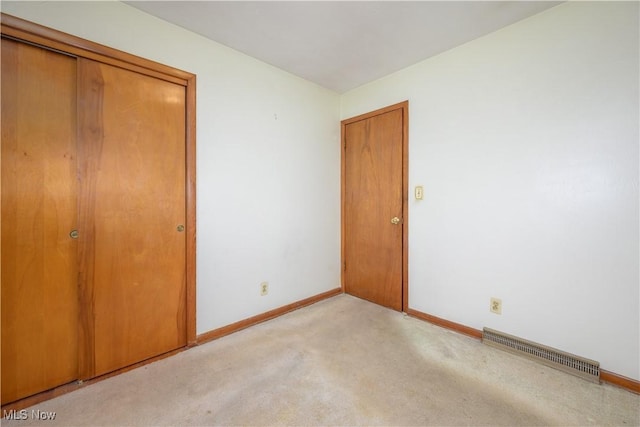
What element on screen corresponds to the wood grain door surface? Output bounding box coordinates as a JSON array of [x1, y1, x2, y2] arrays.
[[1, 38, 79, 403], [1, 37, 188, 403], [77, 59, 187, 378], [343, 106, 404, 311]]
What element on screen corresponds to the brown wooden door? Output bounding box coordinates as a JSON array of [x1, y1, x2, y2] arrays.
[[1, 19, 194, 403], [77, 59, 187, 378], [343, 103, 407, 311], [1, 39, 79, 403]]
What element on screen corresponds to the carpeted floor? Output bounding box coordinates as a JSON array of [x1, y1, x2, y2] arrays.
[[3, 294, 639, 426]]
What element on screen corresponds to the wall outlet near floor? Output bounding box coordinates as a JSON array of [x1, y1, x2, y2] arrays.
[[490, 297, 502, 314], [260, 282, 269, 296]]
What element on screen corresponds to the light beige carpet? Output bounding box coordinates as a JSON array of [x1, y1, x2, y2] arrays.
[[3, 294, 639, 426]]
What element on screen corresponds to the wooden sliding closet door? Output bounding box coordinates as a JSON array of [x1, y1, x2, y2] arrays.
[[1, 15, 195, 404], [77, 59, 187, 377], [1, 39, 79, 403]]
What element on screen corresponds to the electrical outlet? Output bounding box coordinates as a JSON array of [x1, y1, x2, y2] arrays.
[[490, 297, 502, 315], [260, 282, 269, 296]]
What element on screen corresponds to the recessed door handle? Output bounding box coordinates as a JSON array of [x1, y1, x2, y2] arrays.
[[391, 217, 401, 225], [177, 225, 185, 232], [69, 229, 79, 239]]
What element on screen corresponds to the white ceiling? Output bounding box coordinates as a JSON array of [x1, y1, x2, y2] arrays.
[[125, 1, 562, 93]]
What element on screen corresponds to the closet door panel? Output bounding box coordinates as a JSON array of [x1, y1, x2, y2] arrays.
[[77, 59, 187, 377], [1, 38, 78, 404]]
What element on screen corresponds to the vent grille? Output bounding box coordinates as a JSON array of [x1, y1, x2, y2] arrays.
[[482, 328, 600, 383]]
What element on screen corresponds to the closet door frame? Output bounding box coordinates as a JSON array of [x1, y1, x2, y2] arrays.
[[0, 13, 197, 347]]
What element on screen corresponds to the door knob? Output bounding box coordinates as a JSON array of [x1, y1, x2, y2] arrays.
[[391, 217, 401, 225], [69, 229, 79, 239], [177, 225, 185, 232]]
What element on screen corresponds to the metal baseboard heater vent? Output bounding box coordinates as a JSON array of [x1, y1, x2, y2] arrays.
[[482, 328, 600, 383]]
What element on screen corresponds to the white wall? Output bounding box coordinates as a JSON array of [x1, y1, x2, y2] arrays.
[[342, 1, 639, 380], [1, 1, 342, 333]]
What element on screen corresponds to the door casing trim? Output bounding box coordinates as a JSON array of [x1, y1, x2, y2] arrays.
[[340, 101, 409, 311]]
